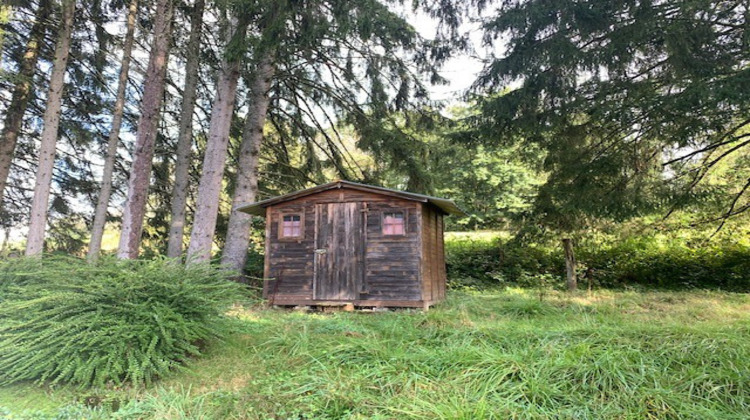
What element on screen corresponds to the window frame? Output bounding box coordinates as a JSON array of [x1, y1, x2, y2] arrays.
[[381, 209, 407, 236], [278, 212, 305, 240]]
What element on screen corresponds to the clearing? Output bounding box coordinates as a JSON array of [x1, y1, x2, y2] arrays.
[[1, 289, 749, 419]]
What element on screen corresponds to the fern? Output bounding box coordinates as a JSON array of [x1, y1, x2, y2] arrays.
[[0, 256, 243, 387]]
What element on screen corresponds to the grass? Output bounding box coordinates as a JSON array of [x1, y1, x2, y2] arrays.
[[1, 289, 749, 419]]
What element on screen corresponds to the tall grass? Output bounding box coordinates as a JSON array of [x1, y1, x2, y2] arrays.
[[2, 289, 748, 419]]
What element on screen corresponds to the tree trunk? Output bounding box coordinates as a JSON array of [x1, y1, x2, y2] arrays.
[[117, 0, 173, 259], [1, 226, 9, 252], [0, 0, 51, 208], [562, 238, 577, 291], [221, 56, 274, 272], [25, 0, 76, 257], [166, 0, 204, 259], [87, 0, 138, 261], [186, 18, 250, 264]]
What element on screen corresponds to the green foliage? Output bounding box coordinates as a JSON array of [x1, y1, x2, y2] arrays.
[[581, 239, 750, 290], [113, 386, 239, 419], [445, 232, 750, 291], [243, 247, 265, 280], [3, 289, 749, 418], [354, 105, 546, 231], [472, 0, 750, 229], [434, 141, 546, 231], [445, 232, 563, 289], [0, 257, 243, 387], [0, 404, 107, 420]]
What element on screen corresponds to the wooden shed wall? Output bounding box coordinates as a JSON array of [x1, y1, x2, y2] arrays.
[[420, 204, 447, 304], [263, 187, 423, 304], [362, 199, 421, 301]]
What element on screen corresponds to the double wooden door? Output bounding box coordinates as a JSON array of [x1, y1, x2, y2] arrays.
[[314, 202, 365, 300]]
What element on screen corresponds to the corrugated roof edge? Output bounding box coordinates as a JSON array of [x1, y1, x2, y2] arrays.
[[236, 180, 467, 217]]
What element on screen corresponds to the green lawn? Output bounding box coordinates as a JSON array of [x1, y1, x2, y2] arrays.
[[2, 289, 749, 419]]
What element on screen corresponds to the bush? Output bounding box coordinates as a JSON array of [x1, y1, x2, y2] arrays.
[[0, 257, 243, 387], [445, 233, 750, 291], [581, 240, 750, 290], [445, 234, 563, 289]]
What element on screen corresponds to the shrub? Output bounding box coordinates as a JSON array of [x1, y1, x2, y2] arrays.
[[445, 234, 563, 289], [581, 240, 750, 290], [445, 233, 750, 291], [0, 256, 243, 387]]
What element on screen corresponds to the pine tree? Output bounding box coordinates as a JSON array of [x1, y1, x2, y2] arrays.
[[25, 0, 76, 256], [166, 0, 205, 259], [117, 0, 174, 259], [0, 0, 51, 210], [185, 12, 251, 264], [87, 0, 139, 260], [216, 0, 465, 271], [221, 54, 274, 269], [474, 0, 750, 224]]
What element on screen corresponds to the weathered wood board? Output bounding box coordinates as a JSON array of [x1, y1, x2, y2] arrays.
[[314, 202, 364, 300], [253, 182, 454, 308]]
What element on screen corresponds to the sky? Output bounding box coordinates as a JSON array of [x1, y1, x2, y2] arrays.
[[403, 7, 493, 104]]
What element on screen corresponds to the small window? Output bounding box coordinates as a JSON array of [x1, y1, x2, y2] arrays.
[[280, 214, 302, 238], [382, 211, 405, 235]]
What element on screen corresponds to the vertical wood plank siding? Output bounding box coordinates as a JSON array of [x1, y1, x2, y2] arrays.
[[261, 186, 447, 306], [437, 213, 447, 300], [314, 202, 364, 300]]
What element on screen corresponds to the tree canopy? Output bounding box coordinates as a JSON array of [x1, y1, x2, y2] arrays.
[[471, 0, 750, 231], [0, 0, 747, 259]]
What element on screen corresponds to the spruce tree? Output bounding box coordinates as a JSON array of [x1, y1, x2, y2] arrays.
[[217, 0, 465, 271], [0, 0, 51, 210], [117, 0, 174, 259], [473, 0, 750, 224], [88, 0, 139, 260], [166, 0, 205, 259], [186, 9, 252, 263], [221, 54, 273, 270], [25, 0, 76, 256]]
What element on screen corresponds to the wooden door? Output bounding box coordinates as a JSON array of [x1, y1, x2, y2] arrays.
[[314, 202, 364, 300]]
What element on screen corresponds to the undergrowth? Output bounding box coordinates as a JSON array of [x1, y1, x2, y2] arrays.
[[1, 289, 748, 419], [445, 232, 750, 291], [0, 256, 243, 387]]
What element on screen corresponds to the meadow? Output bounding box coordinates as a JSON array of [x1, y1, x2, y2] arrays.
[[1, 288, 749, 419]]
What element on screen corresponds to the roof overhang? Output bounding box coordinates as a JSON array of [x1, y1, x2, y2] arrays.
[[236, 180, 467, 217]]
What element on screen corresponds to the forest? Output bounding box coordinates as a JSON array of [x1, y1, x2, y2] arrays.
[[0, 0, 749, 418]]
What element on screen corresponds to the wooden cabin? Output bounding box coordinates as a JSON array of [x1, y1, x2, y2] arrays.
[[237, 181, 465, 309]]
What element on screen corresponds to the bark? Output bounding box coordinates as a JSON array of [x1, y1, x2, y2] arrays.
[[25, 0, 76, 256], [87, 0, 138, 261], [186, 18, 250, 264], [0, 0, 51, 209], [166, 0, 205, 259], [0, 226, 8, 253], [116, 0, 173, 259], [562, 238, 577, 291], [221, 56, 275, 271]]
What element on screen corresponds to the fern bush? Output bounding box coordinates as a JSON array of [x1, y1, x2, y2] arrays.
[[0, 256, 243, 387]]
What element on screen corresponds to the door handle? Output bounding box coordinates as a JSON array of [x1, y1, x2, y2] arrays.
[[314, 249, 327, 254]]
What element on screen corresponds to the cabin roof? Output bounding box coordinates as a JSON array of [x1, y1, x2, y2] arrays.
[[236, 180, 467, 217]]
